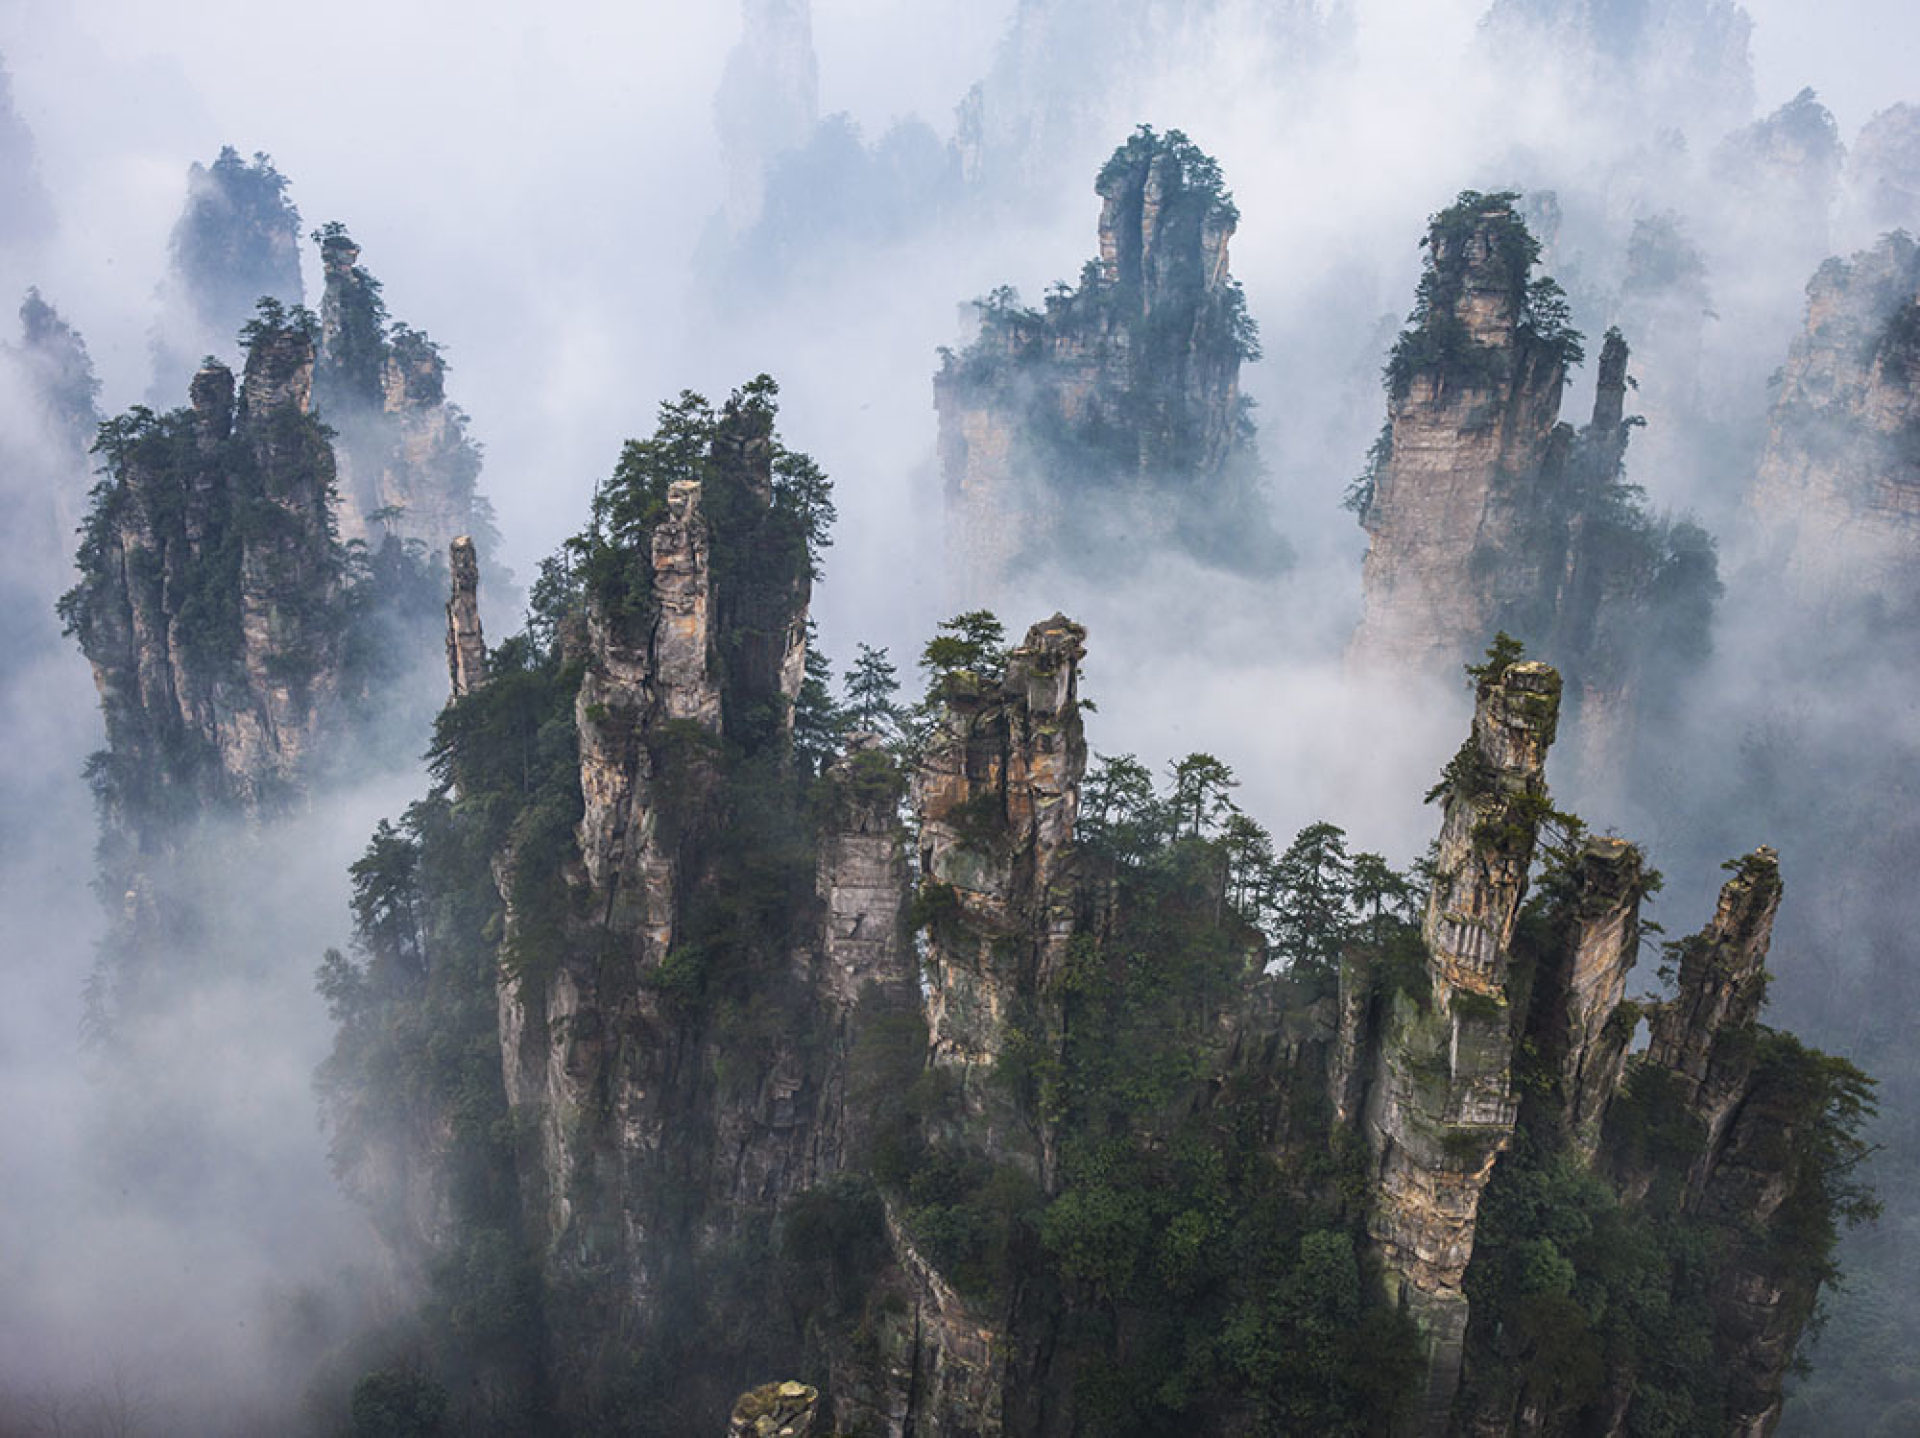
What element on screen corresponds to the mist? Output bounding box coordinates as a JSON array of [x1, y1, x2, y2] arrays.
[[2, 0, 1920, 1431]]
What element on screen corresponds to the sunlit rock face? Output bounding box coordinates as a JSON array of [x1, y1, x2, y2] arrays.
[[936, 127, 1278, 598], [1749, 233, 1920, 614], [445, 535, 487, 699]]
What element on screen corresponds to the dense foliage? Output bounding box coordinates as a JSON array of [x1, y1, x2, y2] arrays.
[[1385, 190, 1585, 400], [312, 390, 1867, 1437]]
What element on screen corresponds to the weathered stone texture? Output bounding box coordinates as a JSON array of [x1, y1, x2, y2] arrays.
[[315, 230, 489, 559], [915, 614, 1087, 1094], [1352, 198, 1578, 675], [67, 328, 340, 825], [1363, 658, 1560, 1433], [1543, 837, 1645, 1158], [445, 535, 486, 699]]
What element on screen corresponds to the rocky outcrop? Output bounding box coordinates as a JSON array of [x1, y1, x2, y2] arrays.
[[1643, 849, 1781, 1191], [1360, 656, 1560, 1431], [445, 536, 487, 698], [62, 308, 342, 832], [807, 736, 916, 1183], [1353, 194, 1591, 673], [915, 615, 1087, 1146], [936, 127, 1275, 595], [1747, 232, 1920, 611], [1592, 849, 1821, 1436], [1352, 193, 1718, 767], [485, 384, 836, 1422], [1532, 836, 1646, 1159], [312, 226, 491, 559], [329, 368, 1861, 1433], [572, 476, 723, 945], [150, 147, 303, 400], [726, 1380, 819, 1438]]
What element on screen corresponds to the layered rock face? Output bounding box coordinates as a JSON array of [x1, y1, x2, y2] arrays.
[[936, 127, 1274, 594], [1529, 836, 1645, 1159], [349, 543, 1863, 1433], [313, 227, 490, 558], [1596, 849, 1819, 1437], [1331, 649, 1842, 1438], [1353, 194, 1594, 673], [1353, 193, 1718, 764], [331, 362, 1858, 1432], [62, 308, 342, 832], [1747, 232, 1920, 610], [481, 386, 853, 1420], [444, 535, 487, 698], [915, 615, 1086, 1123], [1360, 658, 1560, 1429]]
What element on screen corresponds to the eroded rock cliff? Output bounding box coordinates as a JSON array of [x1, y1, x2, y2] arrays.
[[936, 126, 1277, 594], [325, 386, 1864, 1438], [915, 614, 1086, 1153], [313, 225, 492, 558], [62, 307, 341, 831], [1352, 192, 1719, 768], [1360, 656, 1560, 1429]]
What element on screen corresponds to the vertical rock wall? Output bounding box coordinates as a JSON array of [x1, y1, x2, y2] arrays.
[[914, 614, 1087, 1152], [1361, 658, 1560, 1432], [64, 314, 342, 830], [314, 228, 491, 559], [935, 129, 1268, 595], [1352, 195, 1578, 674]]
